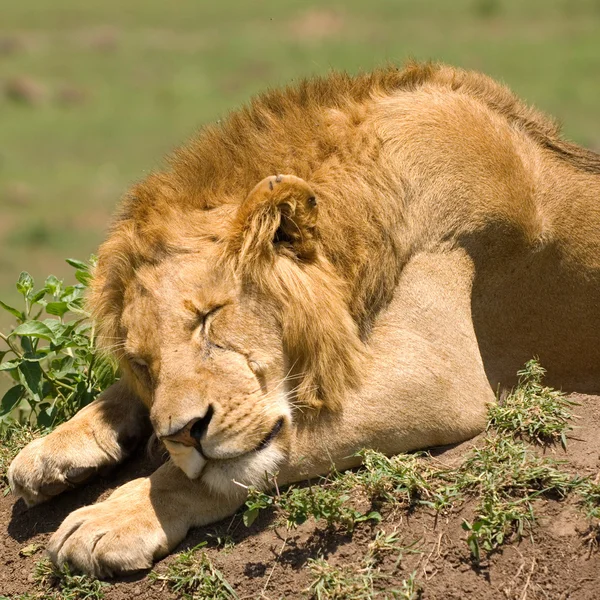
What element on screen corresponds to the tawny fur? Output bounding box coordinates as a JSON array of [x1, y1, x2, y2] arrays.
[[8, 62, 600, 577]]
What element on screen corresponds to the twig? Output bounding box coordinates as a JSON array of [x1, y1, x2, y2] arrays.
[[519, 557, 536, 600], [262, 536, 288, 597], [0, 331, 23, 358]]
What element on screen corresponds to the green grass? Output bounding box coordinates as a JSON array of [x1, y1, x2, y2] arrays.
[[0, 0, 599, 331], [244, 478, 382, 531], [488, 358, 576, 447], [149, 543, 237, 600], [458, 435, 579, 561], [0, 422, 37, 492], [31, 559, 106, 600], [347, 450, 457, 511], [307, 557, 421, 600]]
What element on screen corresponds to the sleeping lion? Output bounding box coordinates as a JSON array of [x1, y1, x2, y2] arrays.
[[8, 62, 600, 576]]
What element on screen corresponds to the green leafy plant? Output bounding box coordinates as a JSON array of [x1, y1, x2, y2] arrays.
[[488, 358, 576, 448], [459, 435, 580, 561], [149, 543, 237, 600], [348, 449, 458, 512], [0, 259, 118, 431], [306, 556, 421, 600], [243, 480, 381, 531]]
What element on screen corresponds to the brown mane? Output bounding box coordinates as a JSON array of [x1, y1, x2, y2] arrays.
[[89, 61, 600, 409], [165, 61, 600, 209]]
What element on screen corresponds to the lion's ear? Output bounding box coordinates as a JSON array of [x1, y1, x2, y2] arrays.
[[228, 174, 319, 266]]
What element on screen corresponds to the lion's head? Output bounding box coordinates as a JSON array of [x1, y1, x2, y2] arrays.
[[89, 174, 364, 491]]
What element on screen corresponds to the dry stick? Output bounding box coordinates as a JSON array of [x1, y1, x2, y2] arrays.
[[519, 557, 537, 600], [504, 560, 526, 599], [422, 532, 444, 580], [262, 535, 288, 597]]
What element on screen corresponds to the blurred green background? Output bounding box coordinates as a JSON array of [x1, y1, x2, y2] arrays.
[[1, 0, 599, 327]]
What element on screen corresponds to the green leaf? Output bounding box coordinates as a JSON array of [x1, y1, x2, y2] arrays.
[[74, 321, 92, 335], [0, 360, 20, 371], [45, 275, 62, 296], [36, 403, 55, 428], [66, 258, 89, 271], [18, 361, 43, 400], [43, 319, 67, 340], [66, 301, 88, 316], [467, 535, 480, 562], [0, 385, 24, 416], [29, 289, 47, 304], [10, 321, 55, 342], [23, 350, 50, 362], [50, 356, 75, 378], [363, 511, 382, 523], [243, 508, 259, 527], [45, 302, 70, 318], [20, 335, 33, 354], [75, 269, 93, 287], [60, 285, 84, 303], [0, 300, 24, 321], [16, 272, 34, 297]]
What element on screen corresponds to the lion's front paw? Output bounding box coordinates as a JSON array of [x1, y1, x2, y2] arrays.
[[8, 435, 104, 507], [8, 389, 147, 507], [47, 478, 181, 578]]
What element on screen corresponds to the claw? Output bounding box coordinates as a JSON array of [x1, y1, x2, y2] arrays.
[[65, 466, 96, 484], [39, 481, 70, 497]]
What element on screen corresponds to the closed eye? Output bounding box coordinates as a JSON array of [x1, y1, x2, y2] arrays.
[[128, 356, 152, 385], [199, 304, 226, 334]]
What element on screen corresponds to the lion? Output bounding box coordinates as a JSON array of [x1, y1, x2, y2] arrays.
[[7, 62, 600, 577]]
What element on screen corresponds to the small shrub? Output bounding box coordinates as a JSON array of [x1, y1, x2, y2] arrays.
[[349, 450, 457, 511], [243, 480, 381, 531], [307, 558, 377, 600], [0, 258, 118, 431], [488, 358, 576, 447], [306, 557, 421, 600]]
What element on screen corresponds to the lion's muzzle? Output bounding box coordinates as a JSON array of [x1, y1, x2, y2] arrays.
[[161, 405, 215, 449], [159, 406, 287, 480]]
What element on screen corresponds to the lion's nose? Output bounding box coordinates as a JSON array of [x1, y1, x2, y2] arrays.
[[161, 405, 214, 447]]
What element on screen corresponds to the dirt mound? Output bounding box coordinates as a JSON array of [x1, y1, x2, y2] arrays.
[[2, 394, 600, 599]]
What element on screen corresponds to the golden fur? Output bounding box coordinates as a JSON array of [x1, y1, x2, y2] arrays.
[[8, 62, 600, 577]]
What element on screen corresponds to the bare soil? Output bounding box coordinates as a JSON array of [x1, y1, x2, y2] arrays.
[[2, 394, 600, 599]]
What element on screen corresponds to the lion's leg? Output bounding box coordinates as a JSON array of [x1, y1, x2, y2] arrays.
[[278, 248, 496, 483], [8, 381, 150, 506]]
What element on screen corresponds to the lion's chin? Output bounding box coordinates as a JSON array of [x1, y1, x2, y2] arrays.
[[163, 440, 207, 479], [202, 444, 285, 496], [163, 438, 285, 491]]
